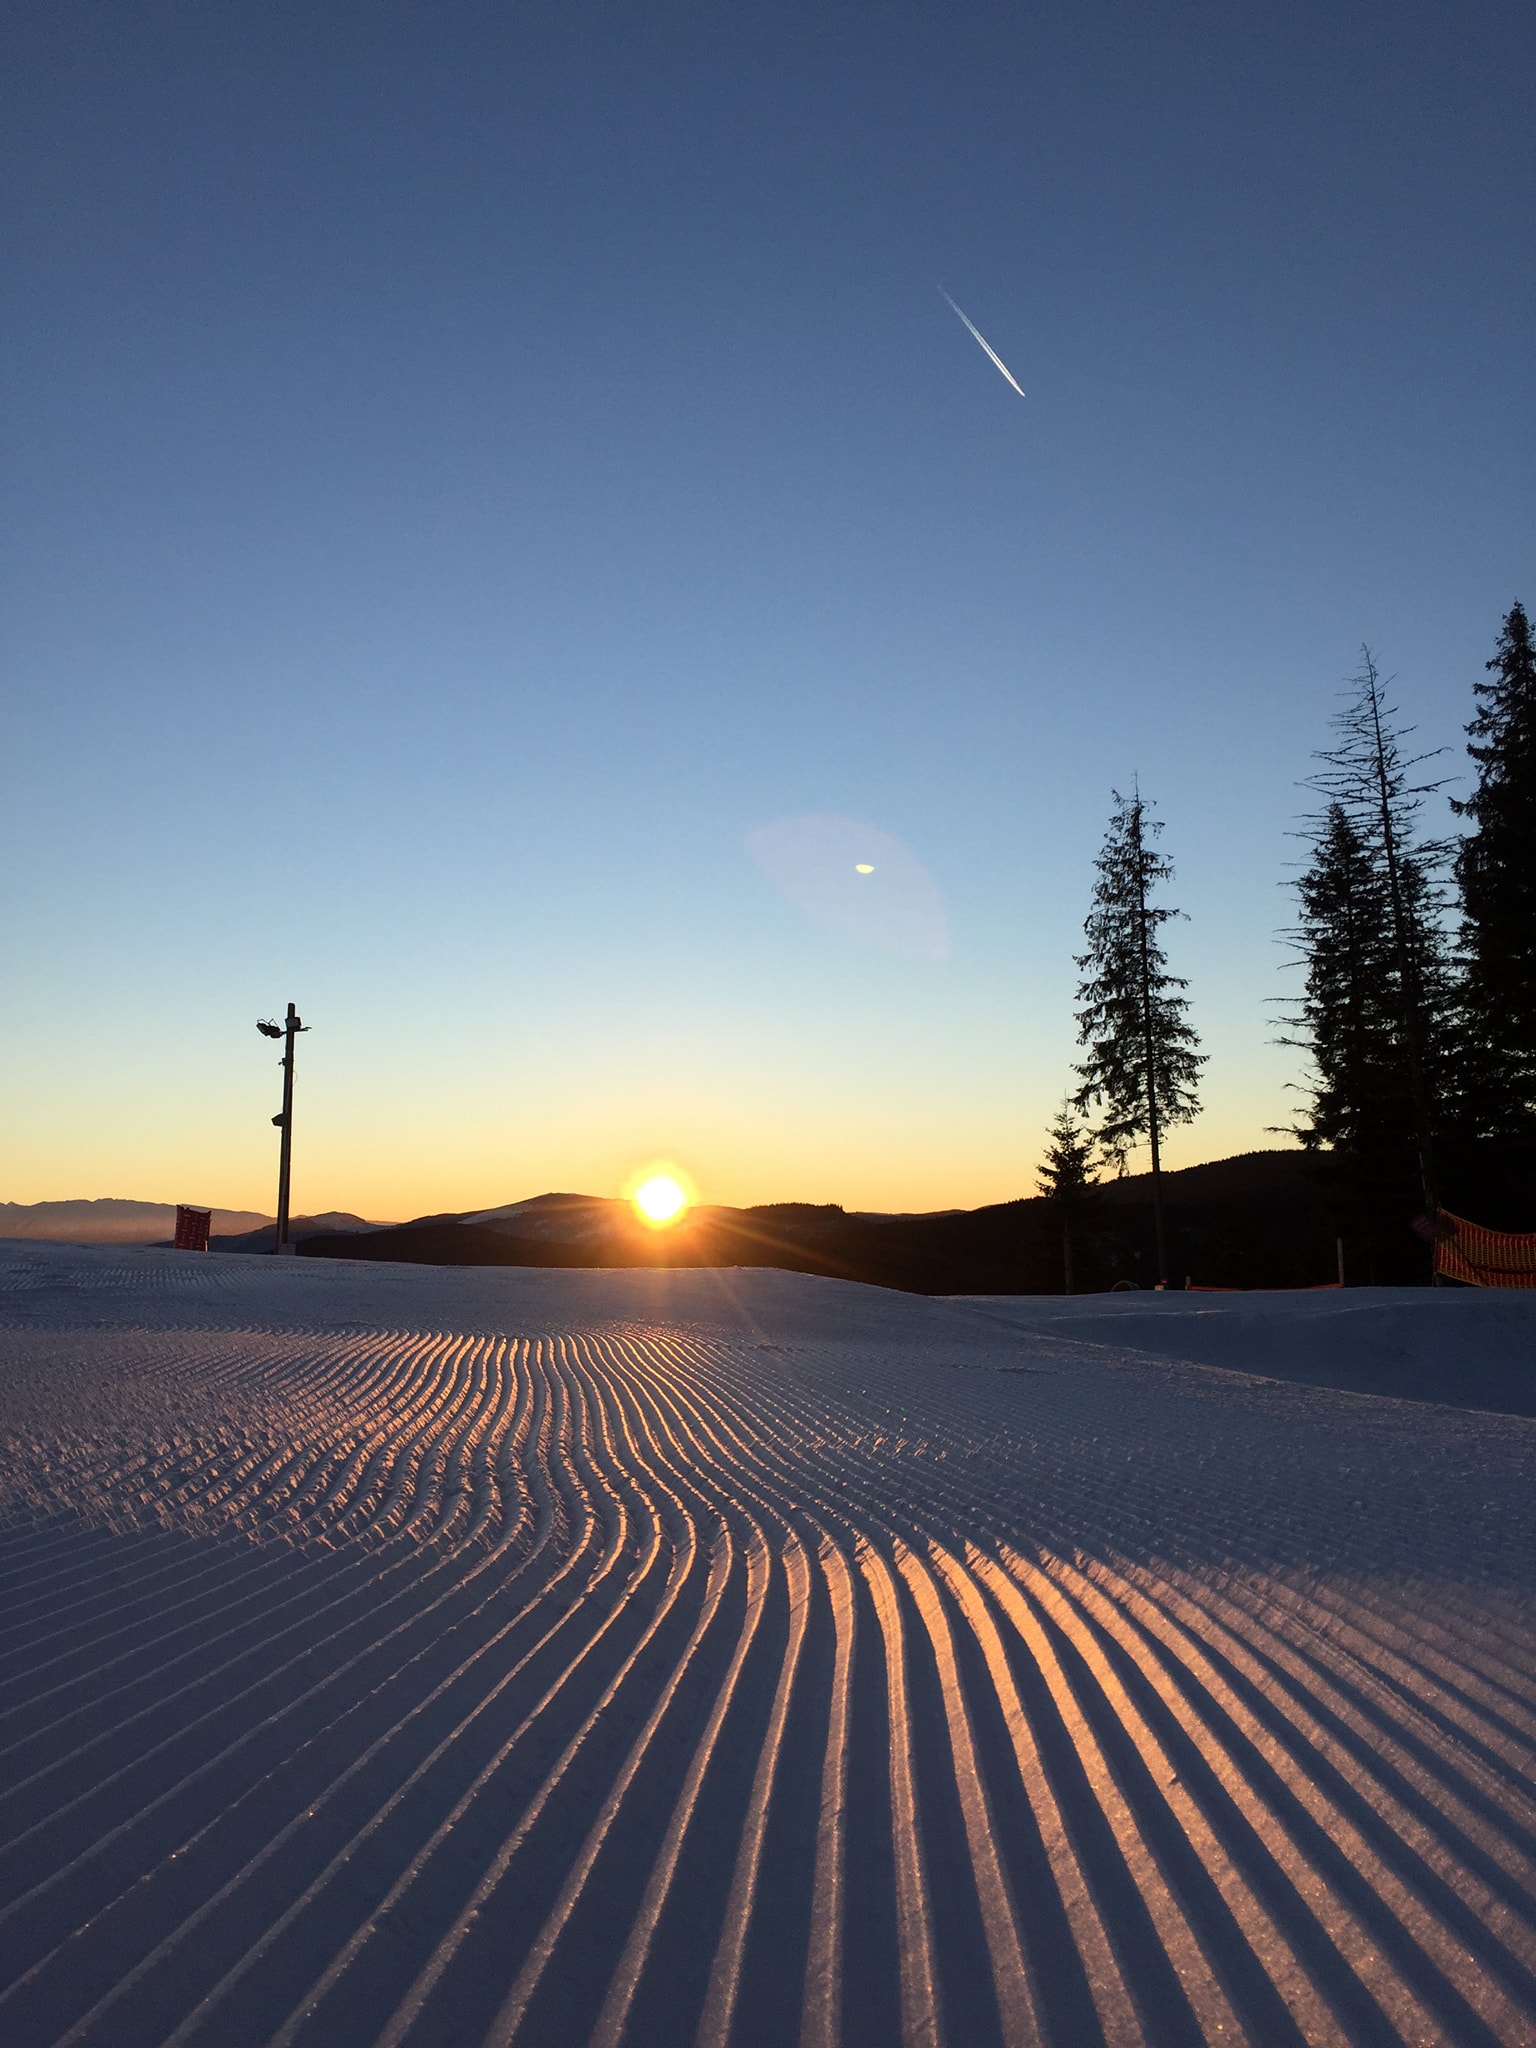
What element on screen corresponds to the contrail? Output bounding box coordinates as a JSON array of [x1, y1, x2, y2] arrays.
[[938, 287, 1026, 398]]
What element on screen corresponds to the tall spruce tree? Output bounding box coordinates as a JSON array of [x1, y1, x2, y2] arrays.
[[1306, 649, 1453, 1218], [1073, 788, 1204, 1285], [1036, 1098, 1099, 1294], [1280, 802, 1416, 1272], [1453, 602, 1536, 1137], [1286, 804, 1399, 1147]]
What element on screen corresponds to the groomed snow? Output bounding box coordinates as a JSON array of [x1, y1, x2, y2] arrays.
[[2, 1240, 1535, 2047], [961, 1285, 1536, 1417]]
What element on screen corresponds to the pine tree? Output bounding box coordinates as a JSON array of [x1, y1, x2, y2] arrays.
[[1073, 788, 1204, 1285], [1453, 602, 1536, 1137], [1036, 1098, 1099, 1293], [1280, 803, 1418, 1270], [1286, 805, 1399, 1148], [1306, 649, 1453, 1216]]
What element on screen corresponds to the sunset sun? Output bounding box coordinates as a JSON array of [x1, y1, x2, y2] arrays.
[[630, 1172, 690, 1228]]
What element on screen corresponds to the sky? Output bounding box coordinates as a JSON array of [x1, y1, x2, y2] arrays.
[[2, 0, 1532, 1220]]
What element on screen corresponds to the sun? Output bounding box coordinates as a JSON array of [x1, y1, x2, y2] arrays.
[[625, 1164, 696, 1229], [634, 1175, 687, 1225]]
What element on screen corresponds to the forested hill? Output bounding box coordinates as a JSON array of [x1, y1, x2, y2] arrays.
[[293, 1146, 1531, 1294]]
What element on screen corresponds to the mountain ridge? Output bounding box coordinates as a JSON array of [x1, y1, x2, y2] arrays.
[[0, 1198, 274, 1243], [298, 1149, 1346, 1293]]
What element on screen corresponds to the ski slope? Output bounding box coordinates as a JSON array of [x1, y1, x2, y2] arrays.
[[2, 1242, 1535, 2047]]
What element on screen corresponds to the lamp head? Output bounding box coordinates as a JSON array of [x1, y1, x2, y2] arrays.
[[257, 1019, 283, 1038]]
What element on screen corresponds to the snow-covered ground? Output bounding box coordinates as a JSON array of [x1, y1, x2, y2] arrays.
[[962, 1286, 1536, 1416], [2, 1242, 1535, 2047]]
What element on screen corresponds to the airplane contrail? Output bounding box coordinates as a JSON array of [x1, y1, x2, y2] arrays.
[[938, 287, 1026, 398]]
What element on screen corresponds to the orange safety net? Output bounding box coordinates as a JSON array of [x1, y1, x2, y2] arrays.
[[1434, 1207, 1536, 1289]]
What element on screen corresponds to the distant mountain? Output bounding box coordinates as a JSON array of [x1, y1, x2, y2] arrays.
[[0, 1199, 272, 1245], [26, 1141, 1530, 1287], [212, 1213, 385, 1253], [456, 1194, 624, 1243], [300, 1151, 1364, 1293]]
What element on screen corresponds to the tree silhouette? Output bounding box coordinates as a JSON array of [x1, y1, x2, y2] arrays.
[[1074, 788, 1204, 1285], [1306, 649, 1453, 1218], [1280, 803, 1419, 1274], [1036, 1098, 1099, 1293], [1453, 602, 1536, 1138]]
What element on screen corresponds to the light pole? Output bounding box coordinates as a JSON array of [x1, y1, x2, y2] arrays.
[[257, 1003, 308, 1255]]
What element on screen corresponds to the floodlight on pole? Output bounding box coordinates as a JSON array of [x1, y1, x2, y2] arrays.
[[257, 1003, 308, 1254]]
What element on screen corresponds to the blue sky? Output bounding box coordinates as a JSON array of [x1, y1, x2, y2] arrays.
[[2, 0, 1531, 1216]]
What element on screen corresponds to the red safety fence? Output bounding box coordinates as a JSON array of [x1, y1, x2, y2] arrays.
[[174, 1204, 212, 1252], [1432, 1208, 1536, 1289]]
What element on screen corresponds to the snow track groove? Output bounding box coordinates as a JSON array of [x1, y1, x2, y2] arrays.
[[3, 1248, 1535, 2046]]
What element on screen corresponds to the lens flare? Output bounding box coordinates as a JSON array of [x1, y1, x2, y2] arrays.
[[746, 814, 949, 958]]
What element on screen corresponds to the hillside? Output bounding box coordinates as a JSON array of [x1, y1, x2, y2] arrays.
[[301, 1149, 1354, 1292], [211, 1212, 382, 1252], [16, 1141, 1528, 1288]]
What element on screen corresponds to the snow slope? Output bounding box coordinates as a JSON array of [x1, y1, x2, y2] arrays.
[[962, 1286, 1536, 1416], [2, 1242, 1535, 2047]]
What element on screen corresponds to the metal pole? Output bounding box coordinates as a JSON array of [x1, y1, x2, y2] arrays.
[[275, 1003, 298, 1255]]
